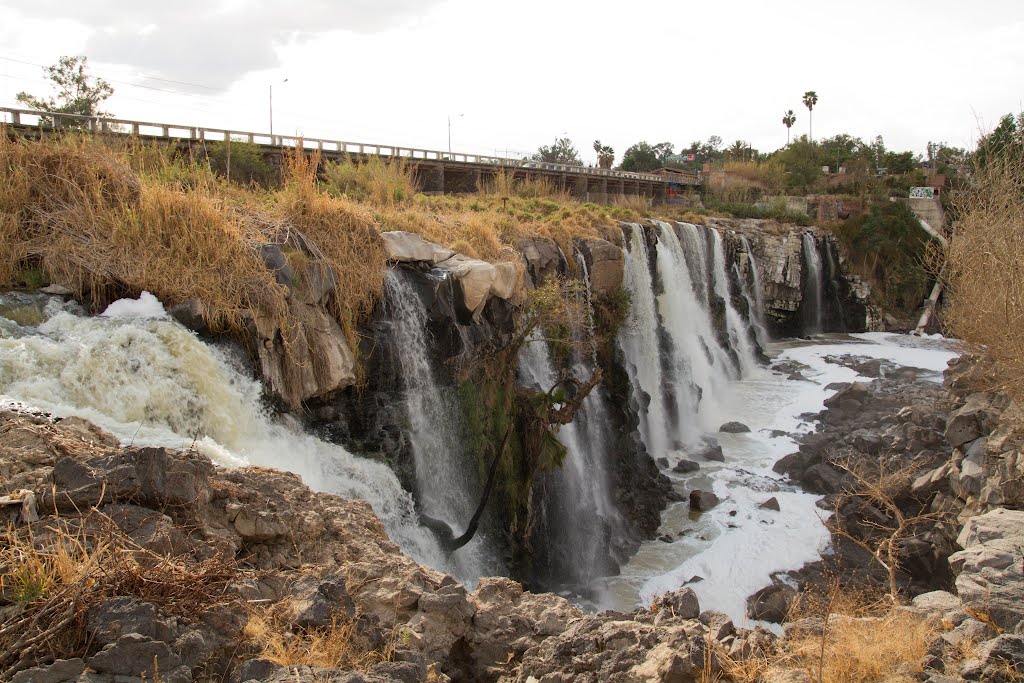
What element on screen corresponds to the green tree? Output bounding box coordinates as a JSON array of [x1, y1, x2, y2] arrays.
[[593, 140, 615, 169], [533, 138, 582, 165], [727, 139, 750, 161], [16, 55, 113, 123], [973, 113, 1024, 169], [782, 110, 796, 145], [802, 91, 818, 143], [619, 141, 674, 172]]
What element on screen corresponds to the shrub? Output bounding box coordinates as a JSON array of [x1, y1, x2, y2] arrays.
[[945, 145, 1024, 400]]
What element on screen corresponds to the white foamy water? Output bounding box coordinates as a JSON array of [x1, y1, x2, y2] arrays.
[[0, 294, 447, 572], [601, 332, 959, 626]]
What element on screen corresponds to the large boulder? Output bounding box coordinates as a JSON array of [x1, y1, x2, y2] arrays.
[[436, 255, 520, 321], [518, 237, 563, 286], [578, 238, 624, 298], [251, 301, 358, 407], [948, 508, 1024, 631], [381, 231, 454, 264]]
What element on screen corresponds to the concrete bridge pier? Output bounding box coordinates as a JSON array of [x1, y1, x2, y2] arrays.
[[418, 163, 445, 194]]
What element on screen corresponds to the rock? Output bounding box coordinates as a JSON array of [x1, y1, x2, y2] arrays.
[[747, 583, 796, 623], [258, 244, 294, 286], [381, 231, 454, 264], [653, 587, 701, 619], [40, 283, 73, 296], [656, 457, 669, 469], [945, 393, 1000, 449], [87, 633, 187, 681], [801, 463, 846, 494], [168, 298, 209, 336], [689, 489, 720, 512], [435, 254, 519, 321], [88, 597, 177, 646], [960, 634, 1024, 681], [518, 237, 563, 286], [759, 497, 781, 511], [719, 421, 750, 433], [954, 437, 988, 497], [949, 508, 1024, 631], [0, 488, 38, 525], [10, 658, 85, 683], [252, 301, 358, 407], [694, 440, 725, 462], [673, 459, 700, 474], [578, 238, 625, 298], [49, 447, 215, 512]]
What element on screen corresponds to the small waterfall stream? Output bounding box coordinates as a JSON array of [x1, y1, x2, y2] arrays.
[[739, 236, 770, 348], [383, 270, 493, 579], [801, 232, 825, 334], [710, 228, 759, 377]]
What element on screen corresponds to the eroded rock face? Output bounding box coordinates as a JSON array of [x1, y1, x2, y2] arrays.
[[578, 237, 625, 297], [949, 508, 1024, 632]]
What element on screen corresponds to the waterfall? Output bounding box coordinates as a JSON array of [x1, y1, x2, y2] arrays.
[[739, 236, 770, 348], [0, 296, 445, 569], [653, 221, 735, 442], [822, 237, 847, 332], [710, 228, 759, 377], [383, 271, 493, 579], [801, 232, 825, 334], [618, 223, 672, 459], [517, 327, 619, 585]]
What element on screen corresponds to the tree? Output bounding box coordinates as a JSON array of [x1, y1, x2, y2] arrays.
[[973, 113, 1024, 169], [782, 110, 796, 145], [16, 56, 113, 124], [593, 140, 615, 169], [619, 141, 674, 172], [533, 137, 582, 165], [802, 91, 818, 143], [727, 139, 750, 161]]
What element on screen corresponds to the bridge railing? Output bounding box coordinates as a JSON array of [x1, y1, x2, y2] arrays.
[[0, 106, 701, 186]]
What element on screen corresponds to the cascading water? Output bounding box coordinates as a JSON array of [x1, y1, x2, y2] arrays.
[[618, 223, 672, 459], [739, 236, 770, 348], [822, 237, 847, 332], [710, 228, 759, 377], [801, 232, 825, 334], [383, 270, 494, 579], [653, 221, 736, 442], [517, 328, 619, 586], [0, 293, 445, 568]]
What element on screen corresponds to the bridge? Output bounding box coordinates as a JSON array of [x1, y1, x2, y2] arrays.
[[0, 106, 701, 203]]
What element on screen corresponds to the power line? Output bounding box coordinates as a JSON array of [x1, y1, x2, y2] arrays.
[[0, 55, 224, 100]]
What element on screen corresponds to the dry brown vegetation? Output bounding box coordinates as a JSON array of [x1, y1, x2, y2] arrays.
[[723, 581, 938, 683], [243, 602, 395, 671], [0, 134, 635, 315], [0, 509, 238, 679], [945, 150, 1024, 401]]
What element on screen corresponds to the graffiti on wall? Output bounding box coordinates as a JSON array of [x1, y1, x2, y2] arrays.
[[910, 187, 935, 199]]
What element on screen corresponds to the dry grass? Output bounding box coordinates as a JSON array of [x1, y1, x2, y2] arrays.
[[243, 604, 394, 671], [723, 581, 937, 683], [945, 150, 1024, 401], [0, 134, 655, 400], [0, 510, 238, 678]]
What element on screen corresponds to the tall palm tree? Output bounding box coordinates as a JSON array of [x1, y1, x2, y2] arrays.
[[802, 91, 818, 143], [782, 110, 796, 145], [593, 140, 614, 169]]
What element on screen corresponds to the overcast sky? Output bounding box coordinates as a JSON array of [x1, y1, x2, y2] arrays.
[[1, 0, 1022, 164]]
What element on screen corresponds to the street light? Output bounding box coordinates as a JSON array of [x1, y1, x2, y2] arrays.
[[269, 78, 288, 138], [448, 113, 463, 154]]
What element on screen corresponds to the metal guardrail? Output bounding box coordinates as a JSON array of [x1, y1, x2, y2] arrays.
[[0, 106, 701, 186]]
